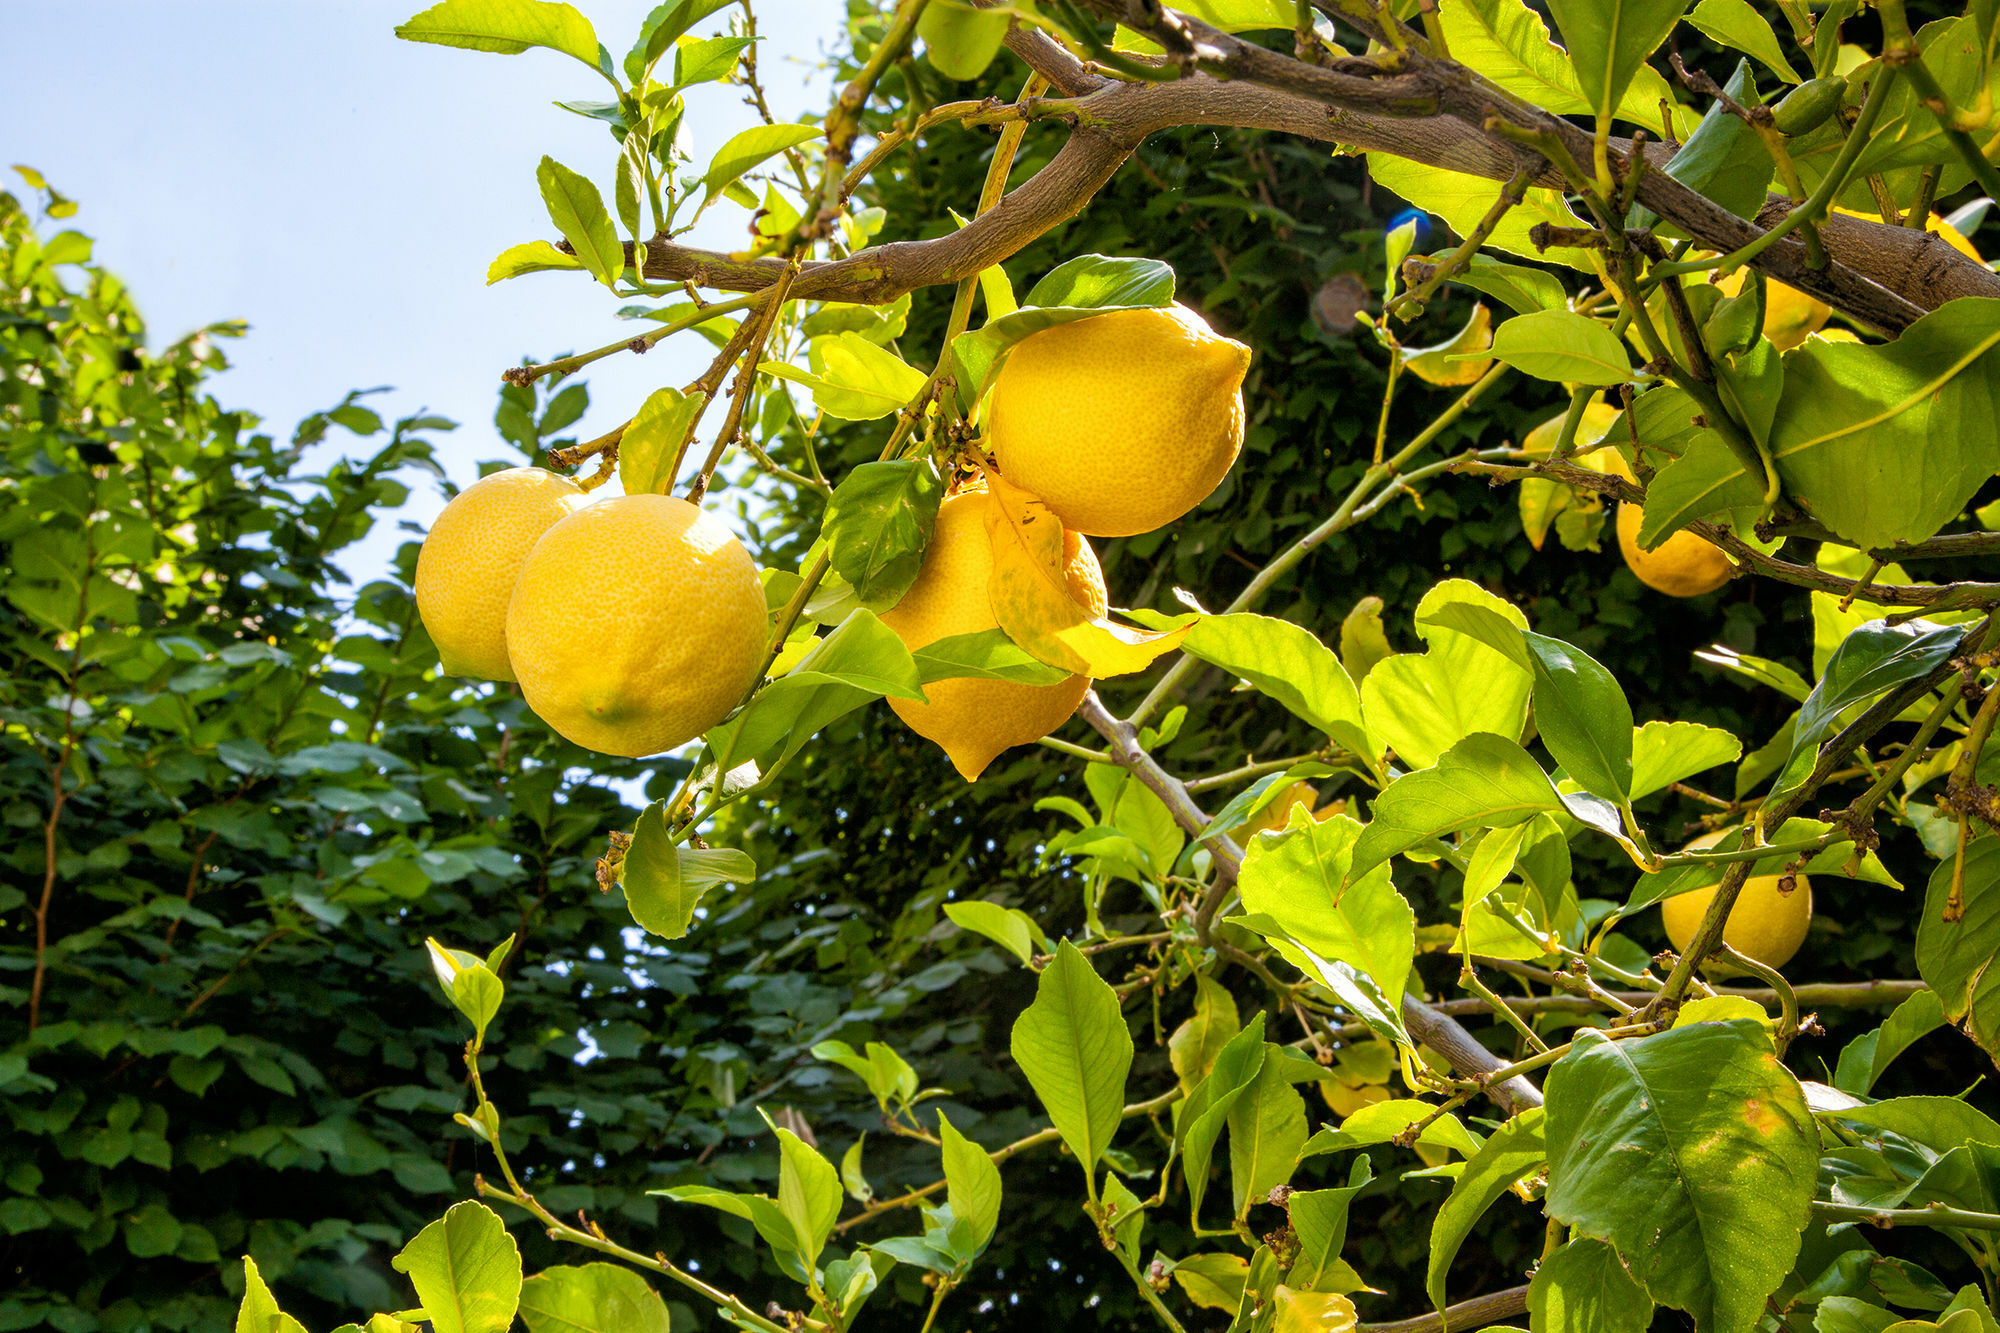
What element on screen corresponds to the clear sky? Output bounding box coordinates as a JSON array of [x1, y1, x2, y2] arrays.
[[6, 0, 840, 572]]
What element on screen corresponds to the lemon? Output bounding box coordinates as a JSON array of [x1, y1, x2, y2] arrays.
[[1271, 1286, 1358, 1333], [1239, 781, 1323, 837], [1661, 828, 1813, 972], [985, 304, 1252, 537], [414, 467, 588, 681], [880, 488, 1104, 780], [506, 494, 768, 757], [1615, 503, 1735, 597]]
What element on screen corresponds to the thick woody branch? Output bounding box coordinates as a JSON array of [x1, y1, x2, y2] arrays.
[[1076, 691, 1545, 1115], [630, 8, 1995, 329]]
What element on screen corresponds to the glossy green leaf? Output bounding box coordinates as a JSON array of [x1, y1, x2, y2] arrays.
[[1227, 1052, 1307, 1218], [617, 387, 706, 496], [763, 333, 928, 421], [1181, 613, 1373, 764], [1687, 0, 1800, 81], [1629, 719, 1743, 800], [1834, 987, 1949, 1096], [1445, 255, 1570, 314], [1427, 1108, 1546, 1311], [1287, 1158, 1374, 1292], [1362, 579, 1531, 770], [942, 899, 1052, 968], [1350, 734, 1566, 885], [519, 1263, 672, 1333], [1009, 940, 1133, 1181], [1369, 154, 1594, 268], [938, 1111, 1002, 1257], [1175, 1016, 1268, 1224], [236, 1256, 309, 1333], [1637, 428, 1764, 544], [1521, 631, 1634, 802], [620, 803, 757, 939], [1545, 1022, 1818, 1333], [674, 33, 752, 87], [1916, 837, 2000, 1062], [707, 609, 925, 772], [701, 122, 820, 212], [918, 0, 1009, 80], [395, 0, 602, 69], [1477, 309, 1632, 385], [391, 1201, 523, 1333], [535, 157, 621, 288], [1770, 298, 2000, 549], [1442, 0, 1695, 131], [1846, 17, 2000, 182], [485, 239, 584, 283], [1660, 61, 1777, 221], [775, 1127, 840, 1269], [1545, 0, 1694, 124], [1238, 814, 1414, 1030], [1779, 619, 1963, 791], [911, 628, 1071, 686], [627, 0, 734, 81], [822, 458, 943, 604], [1529, 1237, 1655, 1333]]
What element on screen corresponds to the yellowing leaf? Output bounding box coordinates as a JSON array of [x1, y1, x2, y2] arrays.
[[981, 471, 1188, 677], [1404, 303, 1494, 386]]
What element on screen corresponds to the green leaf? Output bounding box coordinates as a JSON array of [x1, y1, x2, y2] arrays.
[[1770, 298, 2000, 549], [1660, 61, 1777, 221], [1844, 17, 2000, 183], [1917, 836, 2000, 1062], [1287, 1158, 1373, 1291], [1446, 255, 1570, 314], [912, 629, 1071, 686], [617, 387, 706, 496], [1442, 0, 1695, 131], [1350, 734, 1566, 885], [1170, 972, 1242, 1092], [395, 0, 602, 70], [1180, 613, 1373, 765], [391, 1201, 524, 1333], [775, 1127, 840, 1269], [707, 609, 924, 773], [674, 33, 752, 87], [1629, 719, 1742, 800], [519, 1263, 672, 1333], [1779, 619, 1963, 792], [1227, 1052, 1307, 1218], [1827, 1095, 2000, 1156], [1300, 1098, 1483, 1160], [822, 459, 943, 605], [485, 240, 585, 283], [628, 0, 735, 82], [423, 938, 504, 1038], [1427, 1108, 1546, 1312], [763, 333, 928, 420], [1686, 0, 1801, 81], [1008, 939, 1133, 1182], [701, 122, 820, 213], [1363, 579, 1531, 770], [937, 1111, 1002, 1258], [1520, 631, 1634, 803], [918, 0, 1010, 80], [942, 899, 1051, 968], [654, 1185, 802, 1266], [1238, 814, 1414, 1031], [1545, 0, 1694, 125], [620, 803, 757, 939], [1170, 1252, 1252, 1312], [1369, 154, 1594, 268], [535, 157, 622, 289], [1834, 987, 1949, 1096], [236, 1256, 309, 1333], [1477, 309, 1632, 385], [1544, 1022, 1818, 1333], [1528, 1238, 1656, 1333], [1174, 1016, 1268, 1224], [1637, 428, 1764, 545]]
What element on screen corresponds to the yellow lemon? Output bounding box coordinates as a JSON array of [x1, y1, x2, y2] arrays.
[[1272, 1286, 1358, 1333], [985, 304, 1251, 537], [1660, 828, 1813, 972], [880, 488, 1104, 780], [415, 466, 588, 681], [1238, 781, 1324, 838], [506, 494, 767, 757], [1615, 502, 1735, 597]]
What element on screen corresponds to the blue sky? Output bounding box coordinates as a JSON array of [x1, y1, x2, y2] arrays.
[[7, 0, 839, 572]]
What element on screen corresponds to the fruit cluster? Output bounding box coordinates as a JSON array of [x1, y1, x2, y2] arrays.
[[414, 302, 1252, 778]]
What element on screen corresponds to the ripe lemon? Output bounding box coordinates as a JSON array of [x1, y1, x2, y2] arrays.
[[506, 494, 767, 758], [1660, 828, 1813, 972], [415, 467, 588, 681], [1615, 503, 1736, 597], [1582, 448, 1737, 597], [879, 488, 1104, 780], [985, 304, 1252, 537]]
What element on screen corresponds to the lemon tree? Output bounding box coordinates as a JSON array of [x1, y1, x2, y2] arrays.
[[182, 2, 2000, 1331]]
